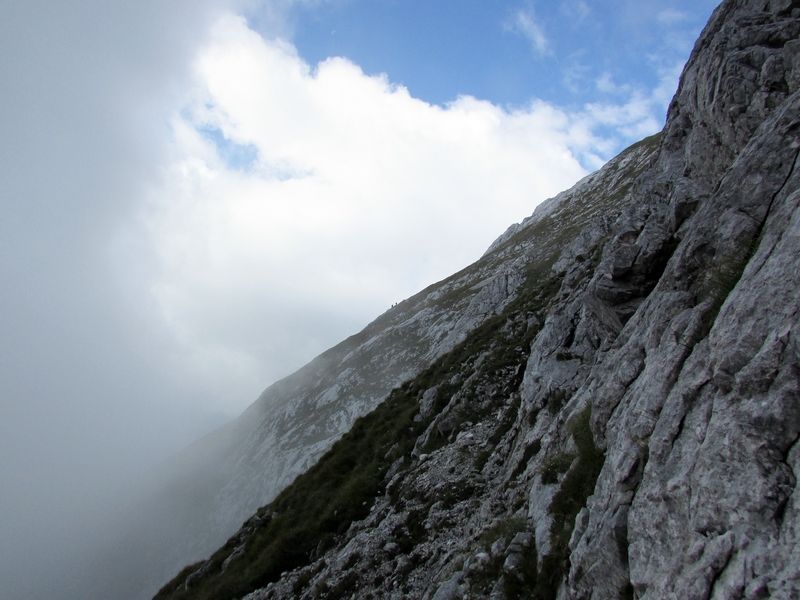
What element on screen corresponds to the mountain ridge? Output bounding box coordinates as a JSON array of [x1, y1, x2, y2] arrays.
[[120, 128, 658, 600], [154, 0, 800, 598]]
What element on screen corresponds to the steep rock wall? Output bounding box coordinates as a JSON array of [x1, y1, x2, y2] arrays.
[[155, 1, 800, 599], [116, 91, 658, 600]]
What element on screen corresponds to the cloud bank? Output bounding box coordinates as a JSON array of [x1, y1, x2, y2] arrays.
[[508, 8, 551, 56], [144, 13, 682, 410], [0, 2, 683, 598]]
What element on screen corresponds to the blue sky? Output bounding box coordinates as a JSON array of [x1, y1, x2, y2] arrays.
[[276, 0, 718, 118], [1, 3, 725, 596], [159, 0, 719, 417]]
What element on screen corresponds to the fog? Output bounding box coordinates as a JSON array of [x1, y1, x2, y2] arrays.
[[0, 2, 247, 597], [0, 1, 698, 597], [0, 2, 576, 596]]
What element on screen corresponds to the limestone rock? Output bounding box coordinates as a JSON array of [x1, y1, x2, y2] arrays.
[[155, 3, 800, 599]]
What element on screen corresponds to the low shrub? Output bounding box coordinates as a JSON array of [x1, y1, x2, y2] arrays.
[[156, 262, 565, 600], [535, 407, 604, 599], [540, 452, 574, 484]]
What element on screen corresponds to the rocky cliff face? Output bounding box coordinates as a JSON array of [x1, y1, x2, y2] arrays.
[[130, 116, 657, 598], [156, 1, 800, 598]]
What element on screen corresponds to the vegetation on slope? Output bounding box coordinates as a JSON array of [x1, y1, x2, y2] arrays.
[[156, 267, 562, 600], [536, 407, 604, 599], [156, 134, 662, 600]]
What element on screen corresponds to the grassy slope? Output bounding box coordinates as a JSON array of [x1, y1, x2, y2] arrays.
[[155, 133, 661, 600]]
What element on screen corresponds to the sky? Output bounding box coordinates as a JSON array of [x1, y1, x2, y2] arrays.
[[0, 1, 718, 598]]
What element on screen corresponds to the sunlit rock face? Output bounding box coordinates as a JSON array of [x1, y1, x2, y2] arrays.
[[154, 1, 800, 598], [134, 129, 657, 598]]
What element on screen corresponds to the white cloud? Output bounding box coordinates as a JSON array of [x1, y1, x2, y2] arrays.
[[161, 12, 684, 412], [577, 63, 682, 164], [0, 2, 683, 597], [572, 59, 685, 166], [657, 8, 689, 25], [146, 14, 672, 406], [508, 9, 551, 56], [651, 60, 685, 107], [583, 93, 660, 138], [596, 72, 632, 95], [562, 0, 591, 21], [562, 54, 590, 93]]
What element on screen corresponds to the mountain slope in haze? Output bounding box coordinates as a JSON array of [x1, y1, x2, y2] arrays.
[[108, 111, 658, 600], [157, 0, 800, 598]]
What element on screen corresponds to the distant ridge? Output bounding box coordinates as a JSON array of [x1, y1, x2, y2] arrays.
[[154, 1, 800, 598]]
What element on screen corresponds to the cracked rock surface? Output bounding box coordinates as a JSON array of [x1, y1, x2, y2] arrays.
[[155, 2, 800, 599]]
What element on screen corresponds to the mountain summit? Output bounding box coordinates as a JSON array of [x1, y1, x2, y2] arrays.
[[155, 1, 800, 598]]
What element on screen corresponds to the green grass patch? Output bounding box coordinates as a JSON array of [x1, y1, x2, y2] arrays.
[[156, 268, 563, 600], [535, 407, 604, 599], [540, 452, 575, 484], [478, 516, 529, 548], [472, 517, 538, 599], [545, 388, 569, 415], [155, 382, 426, 600], [699, 249, 751, 333], [153, 152, 660, 598], [503, 546, 539, 599]]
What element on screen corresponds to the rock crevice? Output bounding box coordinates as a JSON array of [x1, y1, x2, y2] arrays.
[[154, 2, 800, 599]]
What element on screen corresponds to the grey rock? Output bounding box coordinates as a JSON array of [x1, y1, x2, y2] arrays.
[[420, 387, 439, 418], [502, 533, 533, 577], [489, 580, 507, 600], [468, 551, 491, 572], [490, 539, 506, 558], [383, 542, 400, 556], [430, 571, 464, 600], [155, 3, 800, 600]]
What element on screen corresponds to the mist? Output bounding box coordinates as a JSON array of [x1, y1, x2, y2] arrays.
[[0, 1, 248, 597], [0, 2, 570, 596], [0, 1, 697, 597]]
